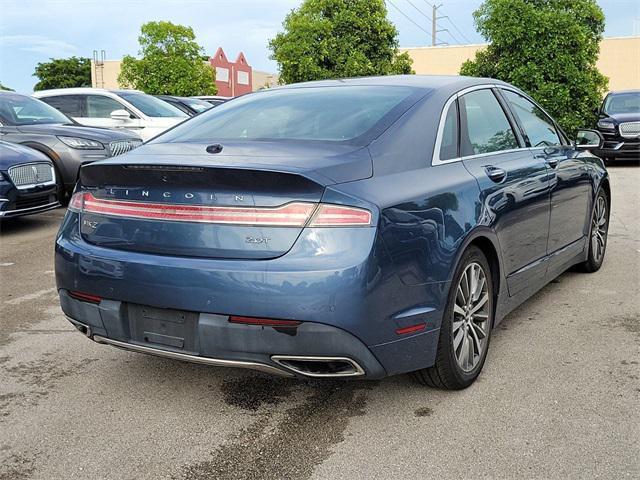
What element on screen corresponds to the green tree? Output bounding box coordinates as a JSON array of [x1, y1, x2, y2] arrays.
[[0, 82, 14, 91], [269, 0, 413, 84], [33, 57, 91, 91], [119, 21, 216, 96], [460, 0, 608, 134]]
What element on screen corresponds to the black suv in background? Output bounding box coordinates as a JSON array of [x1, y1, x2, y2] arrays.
[[594, 90, 640, 162], [0, 92, 142, 199]]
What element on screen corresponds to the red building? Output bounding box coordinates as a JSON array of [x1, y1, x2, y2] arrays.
[[209, 47, 253, 97]]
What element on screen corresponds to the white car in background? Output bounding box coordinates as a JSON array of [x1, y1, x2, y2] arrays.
[[33, 88, 188, 141]]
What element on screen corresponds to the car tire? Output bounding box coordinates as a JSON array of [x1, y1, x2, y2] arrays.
[[413, 245, 494, 390], [52, 163, 69, 206], [577, 189, 609, 273]]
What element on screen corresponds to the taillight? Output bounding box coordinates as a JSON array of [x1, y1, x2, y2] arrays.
[[308, 204, 372, 226], [69, 192, 372, 227]]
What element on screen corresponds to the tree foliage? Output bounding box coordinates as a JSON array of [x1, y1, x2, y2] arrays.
[[33, 57, 91, 91], [119, 21, 216, 96], [460, 0, 608, 134], [269, 0, 413, 84], [0, 82, 14, 91]]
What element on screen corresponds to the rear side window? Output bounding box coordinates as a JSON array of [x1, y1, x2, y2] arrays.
[[40, 95, 84, 117], [459, 89, 518, 156], [502, 90, 561, 147], [86, 95, 127, 118], [439, 100, 459, 161]]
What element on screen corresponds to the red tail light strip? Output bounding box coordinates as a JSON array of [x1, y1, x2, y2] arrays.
[[70, 192, 372, 227], [71, 192, 316, 226], [309, 204, 372, 226]]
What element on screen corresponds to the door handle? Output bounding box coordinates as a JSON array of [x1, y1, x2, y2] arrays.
[[546, 157, 559, 168], [484, 166, 507, 183]]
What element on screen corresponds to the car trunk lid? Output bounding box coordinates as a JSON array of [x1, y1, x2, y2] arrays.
[[74, 141, 371, 259]]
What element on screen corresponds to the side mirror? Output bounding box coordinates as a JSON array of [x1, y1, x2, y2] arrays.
[[575, 129, 603, 150], [110, 109, 131, 121]]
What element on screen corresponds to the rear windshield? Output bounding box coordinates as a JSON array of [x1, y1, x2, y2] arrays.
[[155, 86, 418, 144], [603, 92, 640, 115], [119, 92, 187, 118]]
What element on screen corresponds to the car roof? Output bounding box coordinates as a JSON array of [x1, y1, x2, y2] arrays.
[[276, 75, 510, 92], [606, 89, 640, 95], [33, 88, 145, 97]]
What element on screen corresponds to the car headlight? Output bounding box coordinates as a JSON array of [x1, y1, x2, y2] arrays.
[[597, 120, 615, 130], [57, 136, 104, 150]]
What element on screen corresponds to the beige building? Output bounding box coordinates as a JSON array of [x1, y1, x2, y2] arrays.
[[401, 36, 640, 91], [91, 60, 278, 93]]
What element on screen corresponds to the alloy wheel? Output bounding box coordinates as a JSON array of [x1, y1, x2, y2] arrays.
[[591, 195, 608, 263], [452, 262, 490, 372]]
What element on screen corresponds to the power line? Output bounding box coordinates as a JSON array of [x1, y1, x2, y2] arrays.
[[386, 0, 432, 38], [443, 15, 473, 44], [404, 0, 432, 22]]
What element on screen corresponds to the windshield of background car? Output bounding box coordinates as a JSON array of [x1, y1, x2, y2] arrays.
[[183, 98, 212, 113], [155, 86, 420, 144], [119, 93, 188, 118], [603, 92, 640, 115], [0, 94, 72, 125]]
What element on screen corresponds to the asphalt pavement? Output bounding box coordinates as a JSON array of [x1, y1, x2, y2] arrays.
[[0, 164, 638, 480]]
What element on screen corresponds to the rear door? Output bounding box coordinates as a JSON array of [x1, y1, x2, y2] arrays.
[[499, 89, 591, 258], [458, 87, 551, 296]]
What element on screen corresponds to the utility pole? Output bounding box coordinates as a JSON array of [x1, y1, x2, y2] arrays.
[[431, 3, 439, 46], [432, 3, 450, 46]]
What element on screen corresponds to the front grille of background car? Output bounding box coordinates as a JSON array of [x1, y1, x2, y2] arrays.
[[619, 122, 640, 139], [109, 139, 143, 157], [8, 163, 55, 188]]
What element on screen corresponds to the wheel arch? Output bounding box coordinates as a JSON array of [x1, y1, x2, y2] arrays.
[[453, 228, 504, 315]]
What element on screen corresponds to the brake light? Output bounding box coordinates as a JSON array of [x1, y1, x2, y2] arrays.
[[308, 204, 372, 226], [69, 192, 315, 226], [68, 192, 372, 227], [229, 316, 302, 327]]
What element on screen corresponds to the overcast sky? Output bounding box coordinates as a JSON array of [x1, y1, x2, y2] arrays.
[[1, 0, 638, 93]]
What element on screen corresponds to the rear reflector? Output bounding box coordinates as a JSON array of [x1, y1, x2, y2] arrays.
[[69, 192, 373, 227], [69, 291, 102, 304], [229, 316, 302, 327], [395, 323, 426, 335]]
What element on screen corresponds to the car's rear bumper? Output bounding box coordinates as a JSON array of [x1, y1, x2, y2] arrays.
[[55, 211, 447, 378], [60, 289, 387, 378]]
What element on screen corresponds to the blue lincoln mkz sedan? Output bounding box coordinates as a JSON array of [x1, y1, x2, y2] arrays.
[[56, 76, 610, 389]]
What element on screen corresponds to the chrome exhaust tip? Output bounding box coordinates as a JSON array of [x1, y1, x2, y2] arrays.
[[65, 316, 92, 338], [270, 355, 365, 378]]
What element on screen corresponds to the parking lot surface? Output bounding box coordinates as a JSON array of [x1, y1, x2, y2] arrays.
[[1, 165, 638, 480]]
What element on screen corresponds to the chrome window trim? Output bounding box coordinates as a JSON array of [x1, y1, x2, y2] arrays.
[[496, 85, 569, 146], [432, 83, 529, 166]]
